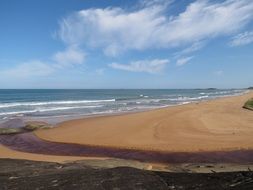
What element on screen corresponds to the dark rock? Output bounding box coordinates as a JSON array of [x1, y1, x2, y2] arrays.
[[0, 120, 52, 135], [23, 123, 52, 131], [1, 159, 253, 190]]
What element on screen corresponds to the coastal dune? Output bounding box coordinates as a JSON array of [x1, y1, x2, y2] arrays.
[[36, 91, 253, 153]]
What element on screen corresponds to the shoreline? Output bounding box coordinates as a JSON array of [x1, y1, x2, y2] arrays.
[[1, 89, 249, 126], [36, 90, 253, 152], [0, 90, 252, 166], [44, 89, 251, 125], [2, 132, 253, 164]]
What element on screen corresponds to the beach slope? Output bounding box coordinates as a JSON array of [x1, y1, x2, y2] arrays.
[[36, 91, 253, 152]]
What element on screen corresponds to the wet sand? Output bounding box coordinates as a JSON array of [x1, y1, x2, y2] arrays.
[[36, 91, 253, 152], [0, 91, 253, 165], [0, 143, 104, 163], [1, 133, 253, 164]]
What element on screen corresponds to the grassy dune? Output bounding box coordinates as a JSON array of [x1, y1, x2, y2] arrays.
[[243, 98, 253, 110], [0, 128, 23, 135]]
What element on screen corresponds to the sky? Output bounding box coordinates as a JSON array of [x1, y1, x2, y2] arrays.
[[0, 0, 253, 89]]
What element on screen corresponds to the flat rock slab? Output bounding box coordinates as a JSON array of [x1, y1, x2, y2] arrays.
[[1, 159, 253, 190]]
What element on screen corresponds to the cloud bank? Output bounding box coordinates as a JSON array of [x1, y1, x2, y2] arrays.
[[58, 0, 253, 57], [1, 0, 253, 78], [0, 61, 54, 78], [53, 46, 85, 67], [176, 56, 193, 66], [109, 59, 169, 74], [0, 47, 86, 78], [230, 31, 253, 46]]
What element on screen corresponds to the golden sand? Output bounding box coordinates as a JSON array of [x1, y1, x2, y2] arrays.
[[0, 144, 107, 163], [36, 91, 253, 153], [1, 91, 252, 162]]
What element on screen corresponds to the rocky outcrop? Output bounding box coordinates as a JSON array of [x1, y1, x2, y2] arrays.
[[0, 120, 51, 135], [1, 159, 253, 190]]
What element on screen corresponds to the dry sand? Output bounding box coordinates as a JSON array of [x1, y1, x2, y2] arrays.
[[0, 91, 253, 169], [0, 144, 106, 163], [35, 91, 253, 153]]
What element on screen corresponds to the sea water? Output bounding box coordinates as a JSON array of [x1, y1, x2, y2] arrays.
[[0, 89, 247, 123]]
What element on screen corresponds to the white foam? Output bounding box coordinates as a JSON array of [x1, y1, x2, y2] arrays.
[[203, 90, 244, 96], [0, 110, 38, 116], [38, 105, 103, 112], [179, 101, 191, 105], [168, 95, 209, 101], [0, 105, 103, 116], [0, 99, 115, 108]]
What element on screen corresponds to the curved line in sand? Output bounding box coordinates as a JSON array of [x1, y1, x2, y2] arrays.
[[1, 133, 253, 164]]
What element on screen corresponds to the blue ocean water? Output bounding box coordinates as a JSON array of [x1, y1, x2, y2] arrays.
[[0, 89, 247, 123]]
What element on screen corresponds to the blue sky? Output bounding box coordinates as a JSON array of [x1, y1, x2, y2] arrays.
[[0, 0, 253, 89]]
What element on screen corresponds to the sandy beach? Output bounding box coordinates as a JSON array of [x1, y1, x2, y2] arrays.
[[1, 91, 252, 164], [0, 144, 100, 163], [36, 91, 253, 153], [2, 1, 253, 188]]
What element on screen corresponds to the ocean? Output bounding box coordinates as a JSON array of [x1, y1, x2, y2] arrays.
[[0, 89, 247, 123]]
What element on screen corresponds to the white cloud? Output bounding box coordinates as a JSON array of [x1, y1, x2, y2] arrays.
[[230, 31, 253, 46], [95, 68, 105, 75], [179, 41, 206, 55], [214, 70, 224, 76], [139, 0, 172, 8], [0, 47, 86, 78], [53, 46, 85, 67], [57, 0, 253, 56], [109, 59, 169, 74], [3, 0, 253, 80], [176, 56, 193, 66], [0, 61, 54, 78]]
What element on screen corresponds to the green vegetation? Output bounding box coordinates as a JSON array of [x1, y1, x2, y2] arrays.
[[0, 128, 24, 135], [243, 98, 253, 110], [0, 123, 52, 135], [24, 124, 52, 131]]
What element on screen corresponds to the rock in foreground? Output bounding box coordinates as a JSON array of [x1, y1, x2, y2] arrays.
[[1, 159, 253, 190], [0, 120, 51, 135]]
